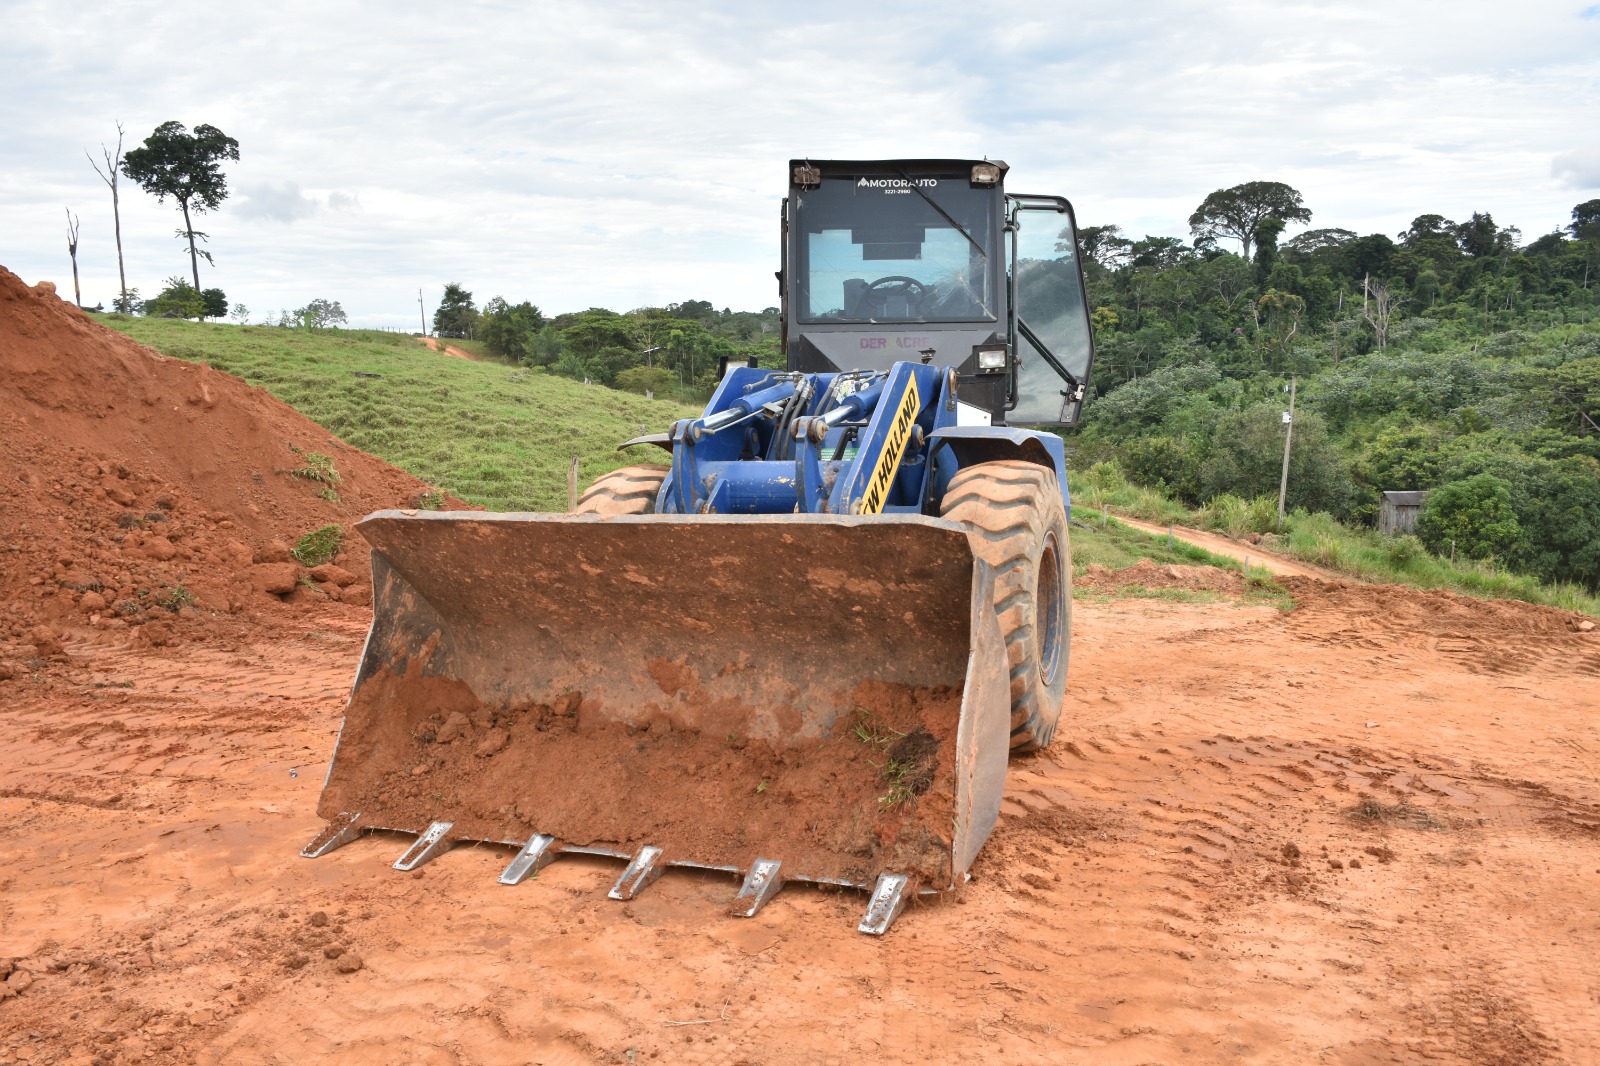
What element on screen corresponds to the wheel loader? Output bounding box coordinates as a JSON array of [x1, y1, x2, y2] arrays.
[[302, 159, 1096, 934]]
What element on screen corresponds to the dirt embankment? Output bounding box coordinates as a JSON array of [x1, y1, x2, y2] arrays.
[[0, 268, 445, 662]]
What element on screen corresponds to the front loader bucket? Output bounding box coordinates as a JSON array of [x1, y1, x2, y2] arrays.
[[304, 511, 1011, 933]]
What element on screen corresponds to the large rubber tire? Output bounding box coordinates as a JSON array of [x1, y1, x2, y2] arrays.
[[939, 460, 1072, 752], [573, 465, 668, 515]]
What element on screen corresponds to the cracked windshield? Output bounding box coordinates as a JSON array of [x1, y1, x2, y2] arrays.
[[797, 175, 996, 323]]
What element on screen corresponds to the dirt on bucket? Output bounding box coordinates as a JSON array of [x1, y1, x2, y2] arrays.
[[320, 672, 968, 886]]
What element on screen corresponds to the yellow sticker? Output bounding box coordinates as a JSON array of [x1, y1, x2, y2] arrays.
[[858, 375, 921, 514]]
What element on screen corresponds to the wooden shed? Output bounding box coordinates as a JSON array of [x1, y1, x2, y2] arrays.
[[1379, 490, 1427, 535]]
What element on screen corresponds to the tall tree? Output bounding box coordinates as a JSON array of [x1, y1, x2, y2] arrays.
[[1072, 224, 1133, 270], [297, 298, 346, 330], [480, 297, 543, 360], [1398, 214, 1457, 246], [433, 283, 478, 338], [1188, 181, 1312, 262], [65, 208, 82, 307], [1572, 199, 1600, 288], [1454, 211, 1518, 258], [86, 122, 131, 313], [121, 121, 240, 299], [1252, 216, 1287, 279]]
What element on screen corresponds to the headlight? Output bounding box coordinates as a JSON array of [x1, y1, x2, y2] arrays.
[[971, 163, 1001, 185], [977, 349, 1007, 371]]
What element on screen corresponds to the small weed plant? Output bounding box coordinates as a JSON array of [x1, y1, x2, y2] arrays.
[[155, 585, 195, 611], [875, 757, 917, 807]]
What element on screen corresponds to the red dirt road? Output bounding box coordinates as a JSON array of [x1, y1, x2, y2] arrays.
[[420, 336, 486, 361], [1112, 513, 1339, 579], [3, 582, 1597, 1065]]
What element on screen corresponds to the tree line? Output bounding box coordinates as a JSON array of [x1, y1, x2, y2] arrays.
[[431, 283, 781, 397], [1075, 180, 1600, 589]]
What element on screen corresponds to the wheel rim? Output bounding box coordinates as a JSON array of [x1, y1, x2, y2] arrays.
[[1035, 530, 1064, 686]]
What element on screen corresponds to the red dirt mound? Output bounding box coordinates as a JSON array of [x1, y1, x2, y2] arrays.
[[0, 267, 443, 652], [1280, 577, 1590, 639], [1076, 560, 1247, 596]]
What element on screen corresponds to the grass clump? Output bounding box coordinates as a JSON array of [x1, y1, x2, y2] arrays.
[[850, 707, 904, 747], [291, 450, 340, 485], [1347, 796, 1447, 831], [876, 757, 919, 807], [291, 524, 344, 567], [1194, 493, 1279, 537]]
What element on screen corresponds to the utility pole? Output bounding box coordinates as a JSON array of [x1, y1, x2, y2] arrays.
[[418, 288, 427, 336], [1277, 373, 1297, 529]]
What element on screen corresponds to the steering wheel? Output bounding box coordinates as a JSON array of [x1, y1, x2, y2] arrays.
[[855, 275, 930, 318], [864, 275, 930, 301]]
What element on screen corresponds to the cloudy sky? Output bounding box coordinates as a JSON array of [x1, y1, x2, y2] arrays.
[[3, 0, 1597, 326]]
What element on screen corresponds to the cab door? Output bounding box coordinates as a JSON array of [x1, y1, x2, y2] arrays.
[[1006, 195, 1096, 426]]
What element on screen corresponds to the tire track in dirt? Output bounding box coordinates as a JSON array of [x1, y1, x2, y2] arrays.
[[2, 590, 1598, 1064]]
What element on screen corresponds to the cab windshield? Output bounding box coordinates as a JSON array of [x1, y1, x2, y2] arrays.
[[794, 175, 997, 323]]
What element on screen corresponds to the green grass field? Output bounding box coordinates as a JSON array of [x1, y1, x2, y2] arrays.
[[96, 317, 701, 511]]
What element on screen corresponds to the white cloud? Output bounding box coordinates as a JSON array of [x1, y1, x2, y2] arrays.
[[1, 0, 1598, 325], [235, 181, 321, 223], [1552, 147, 1600, 190]]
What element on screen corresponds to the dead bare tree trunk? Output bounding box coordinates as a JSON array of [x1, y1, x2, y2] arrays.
[[65, 208, 81, 307], [86, 122, 128, 312], [1361, 276, 1401, 351], [1331, 289, 1344, 363]]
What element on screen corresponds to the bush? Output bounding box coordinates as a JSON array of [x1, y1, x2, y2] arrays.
[[1416, 473, 1523, 561], [1197, 493, 1280, 537], [143, 277, 207, 320], [1199, 404, 1352, 517], [1121, 435, 1203, 501], [1386, 534, 1426, 566]]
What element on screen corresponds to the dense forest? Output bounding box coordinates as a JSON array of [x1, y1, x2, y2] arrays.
[[1074, 188, 1600, 590]]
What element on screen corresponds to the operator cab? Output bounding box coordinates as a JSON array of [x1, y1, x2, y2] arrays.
[[781, 159, 1096, 427]]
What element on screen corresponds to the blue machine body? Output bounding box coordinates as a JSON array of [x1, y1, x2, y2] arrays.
[[658, 361, 1068, 519]]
